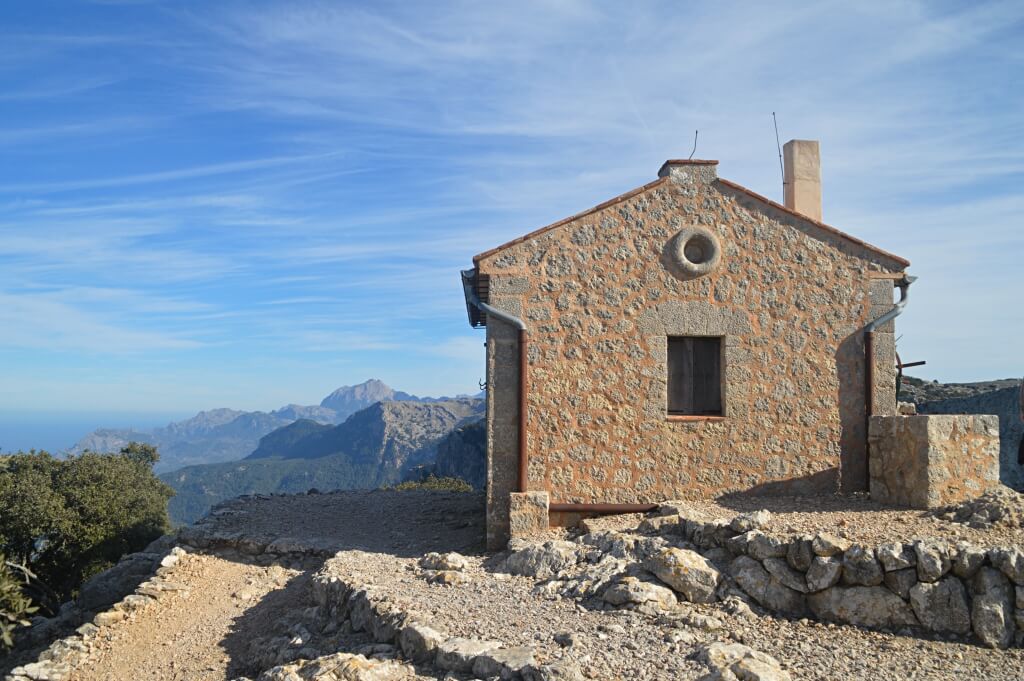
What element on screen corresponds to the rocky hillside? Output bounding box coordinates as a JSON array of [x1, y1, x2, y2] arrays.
[[161, 399, 483, 524], [900, 375, 1022, 404], [420, 418, 486, 489], [70, 379, 450, 472], [907, 376, 1024, 490]]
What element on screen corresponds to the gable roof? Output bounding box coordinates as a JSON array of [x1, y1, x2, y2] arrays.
[[473, 163, 910, 268]]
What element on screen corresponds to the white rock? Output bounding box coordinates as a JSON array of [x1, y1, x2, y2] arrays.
[[435, 637, 501, 672], [646, 547, 721, 603], [808, 586, 918, 629], [909, 576, 971, 634], [697, 642, 791, 681]]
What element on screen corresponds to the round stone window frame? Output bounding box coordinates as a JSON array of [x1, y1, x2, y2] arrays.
[[670, 226, 722, 278]]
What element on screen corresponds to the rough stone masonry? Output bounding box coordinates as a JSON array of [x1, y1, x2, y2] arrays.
[[469, 155, 910, 547]]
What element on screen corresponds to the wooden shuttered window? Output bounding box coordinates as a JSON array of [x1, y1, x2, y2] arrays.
[[667, 337, 723, 416]]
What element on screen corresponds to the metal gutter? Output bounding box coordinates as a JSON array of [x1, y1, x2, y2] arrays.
[[864, 274, 916, 483], [461, 269, 530, 493]]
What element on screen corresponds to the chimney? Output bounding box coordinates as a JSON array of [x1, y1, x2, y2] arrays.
[[783, 139, 821, 221]]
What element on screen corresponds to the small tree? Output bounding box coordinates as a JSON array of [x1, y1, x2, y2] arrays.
[[0, 556, 36, 649], [0, 443, 174, 610]]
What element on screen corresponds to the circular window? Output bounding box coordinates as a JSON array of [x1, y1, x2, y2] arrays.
[[669, 226, 721, 277]]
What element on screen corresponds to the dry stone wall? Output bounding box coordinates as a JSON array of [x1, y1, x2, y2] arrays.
[[476, 164, 905, 528], [504, 505, 1024, 650]]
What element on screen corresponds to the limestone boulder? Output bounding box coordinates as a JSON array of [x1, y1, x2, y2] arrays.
[[506, 541, 582, 579], [472, 646, 537, 679], [419, 552, 469, 572], [786, 536, 814, 572], [436, 637, 502, 672], [811, 533, 850, 557], [646, 547, 721, 603], [876, 543, 915, 572], [729, 510, 771, 534], [808, 586, 918, 629], [913, 540, 951, 583], [805, 557, 841, 593], [746, 532, 787, 560], [697, 642, 791, 681], [763, 557, 808, 593], [970, 567, 1016, 649], [909, 577, 971, 634], [729, 556, 807, 616], [883, 568, 918, 600], [76, 552, 159, 611], [952, 542, 986, 579], [398, 622, 446, 662], [602, 575, 677, 612], [989, 547, 1024, 585], [841, 546, 883, 586]]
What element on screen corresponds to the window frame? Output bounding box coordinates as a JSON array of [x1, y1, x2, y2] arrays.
[[666, 335, 725, 419]]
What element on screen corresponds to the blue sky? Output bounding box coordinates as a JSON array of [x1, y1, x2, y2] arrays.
[[0, 0, 1021, 419]]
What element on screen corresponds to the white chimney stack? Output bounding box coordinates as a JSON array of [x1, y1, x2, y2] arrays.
[[783, 139, 822, 221]]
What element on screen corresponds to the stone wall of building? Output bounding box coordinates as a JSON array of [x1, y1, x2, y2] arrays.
[[869, 415, 1001, 509], [476, 163, 906, 535], [917, 386, 1024, 491]]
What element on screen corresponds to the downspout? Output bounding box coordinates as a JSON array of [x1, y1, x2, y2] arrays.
[[864, 274, 916, 481], [461, 269, 530, 493]]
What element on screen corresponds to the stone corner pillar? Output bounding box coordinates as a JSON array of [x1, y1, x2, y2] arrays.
[[508, 491, 550, 540]]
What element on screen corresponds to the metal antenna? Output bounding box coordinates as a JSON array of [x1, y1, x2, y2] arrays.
[[688, 130, 698, 160], [772, 112, 785, 195]]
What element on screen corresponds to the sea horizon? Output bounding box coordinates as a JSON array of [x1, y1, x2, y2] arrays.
[[0, 410, 194, 455]]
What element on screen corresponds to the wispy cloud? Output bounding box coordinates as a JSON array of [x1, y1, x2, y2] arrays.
[[0, 0, 1020, 413]]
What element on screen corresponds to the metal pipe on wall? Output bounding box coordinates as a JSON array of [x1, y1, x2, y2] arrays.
[[548, 503, 659, 514], [864, 274, 916, 482], [461, 269, 530, 493], [518, 328, 529, 493]]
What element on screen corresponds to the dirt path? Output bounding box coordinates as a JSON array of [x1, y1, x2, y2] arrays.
[[67, 554, 301, 681]]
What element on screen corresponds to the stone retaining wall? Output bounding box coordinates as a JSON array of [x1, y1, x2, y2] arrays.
[[6, 543, 189, 681], [507, 506, 1024, 650]]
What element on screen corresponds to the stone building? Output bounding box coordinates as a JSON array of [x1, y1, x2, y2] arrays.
[[461, 140, 918, 548]]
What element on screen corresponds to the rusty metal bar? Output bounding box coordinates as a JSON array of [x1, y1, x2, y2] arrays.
[[548, 503, 659, 514], [518, 328, 529, 493]]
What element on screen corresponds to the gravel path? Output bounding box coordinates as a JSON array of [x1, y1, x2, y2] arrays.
[[66, 554, 302, 681], [331, 548, 1024, 681], [39, 489, 1023, 680]]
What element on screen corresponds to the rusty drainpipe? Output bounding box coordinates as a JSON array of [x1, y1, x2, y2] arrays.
[[548, 503, 659, 514], [864, 274, 916, 477], [461, 269, 529, 492]]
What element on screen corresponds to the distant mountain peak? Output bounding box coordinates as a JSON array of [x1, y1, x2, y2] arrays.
[[319, 378, 418, 414]]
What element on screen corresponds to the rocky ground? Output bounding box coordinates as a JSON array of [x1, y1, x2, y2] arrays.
[[6, 488, 1024, 681], [575, 492, 1024, 547]]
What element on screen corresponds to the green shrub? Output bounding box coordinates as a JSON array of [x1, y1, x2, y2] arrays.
[[391, 475, 472, 493], [0, 444, 173, 610], [0, 556, 36, 649]]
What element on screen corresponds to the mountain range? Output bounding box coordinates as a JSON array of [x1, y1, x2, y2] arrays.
[[71, 379, 472, 473], [161, 398, 484, 524]]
